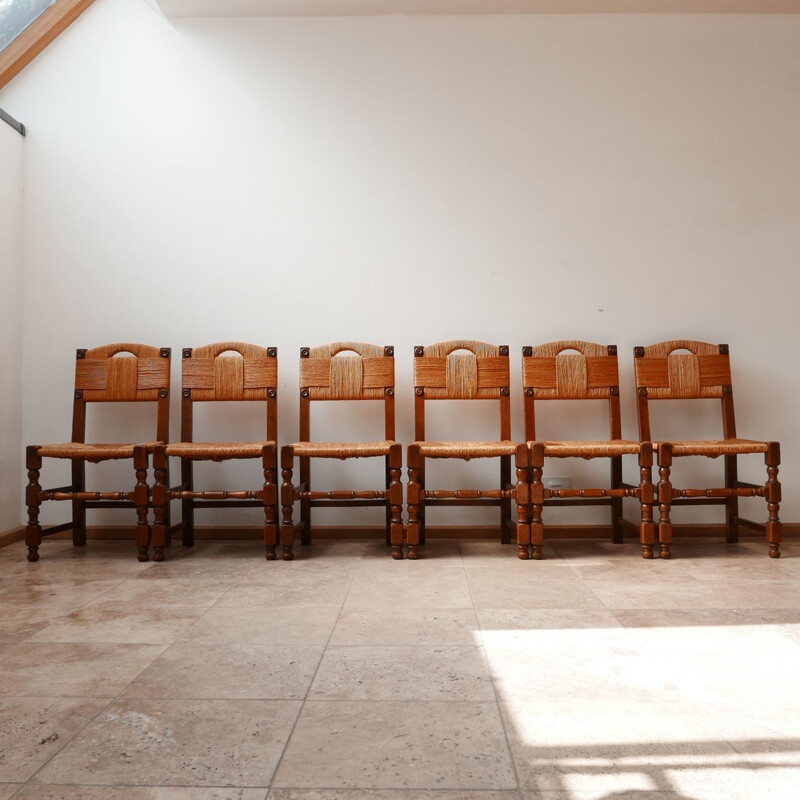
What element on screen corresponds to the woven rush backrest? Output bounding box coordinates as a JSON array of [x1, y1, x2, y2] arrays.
[[523, 341, 618, 400], [522, 341, 622, 441], [183, 342, 278, 401], [75, 343, 171, 402], [414, 340, 509, 400], [300, 342, 394, 401], [634, 340, 731, 400]]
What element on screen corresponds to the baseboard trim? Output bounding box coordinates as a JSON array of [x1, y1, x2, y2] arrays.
[[2, 521, 798, 547], [0, 526, 25, 548]]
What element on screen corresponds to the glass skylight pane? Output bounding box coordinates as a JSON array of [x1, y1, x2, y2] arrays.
[[0, 0, 56, 52]]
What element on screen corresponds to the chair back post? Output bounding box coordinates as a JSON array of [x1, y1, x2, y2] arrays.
[[180, 348, 195, 444], [498, 345, 511, 440], [299, 346, 311, 442], [633, 346, 652, 442], [266, 351, 279, 444], [383, 346, 396, 442], [155, 348, 171, 443], [71, 348, 89, 444], [413, 346, 426, 441], [521, 346, 536, 442], [719, 344, 737, 440], [607, 345, 623, 440]]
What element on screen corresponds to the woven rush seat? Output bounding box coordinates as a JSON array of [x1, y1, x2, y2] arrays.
[[532, 440, 642, 458], [415, 440, 518, 459], [166, 441, 273, 461], [658, 438, 770, 457], [37, 442, 157, 461], [289, 440, 396, 459]]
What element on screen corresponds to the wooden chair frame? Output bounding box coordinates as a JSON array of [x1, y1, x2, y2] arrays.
[[280, 342, 403, 561], [523, 341, 655, 560], [406, 340, 526, 559], [634, 340, 781, 558], [152, 342, 278, 561], [25, 343, 171, 562]]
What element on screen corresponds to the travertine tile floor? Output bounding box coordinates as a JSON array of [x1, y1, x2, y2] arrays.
[[1, 537, 800, 799]]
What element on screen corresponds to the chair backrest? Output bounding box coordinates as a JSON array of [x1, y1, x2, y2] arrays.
[[299, 342, 396, 441], [413, 340, 510, 441], [180, 342, 278, 443], [72, 343, 171, 444], [522, 341, 622, 441], [633, 340, 736, 441]]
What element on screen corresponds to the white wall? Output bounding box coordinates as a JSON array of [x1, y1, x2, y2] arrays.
[[0, 117, 24, 531], [1, 0, 799, 530]]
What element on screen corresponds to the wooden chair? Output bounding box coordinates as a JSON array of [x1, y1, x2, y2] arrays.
[[634, 340, 782, 558], [523, 341, 656, 559], [406, 340, 526, 559], [280, 342, 402, 560], [24, 343, 171, 562], [151, 342, 278, 562]]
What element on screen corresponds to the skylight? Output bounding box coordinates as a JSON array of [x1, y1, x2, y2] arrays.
[[0, 0, 56, 52]]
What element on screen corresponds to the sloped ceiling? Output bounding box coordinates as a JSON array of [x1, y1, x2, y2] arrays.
[[155, 0, 800, 18]]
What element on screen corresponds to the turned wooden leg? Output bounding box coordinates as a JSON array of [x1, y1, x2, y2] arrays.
[[181, 458, 195, 548], [280, 446, 295, 561], [515, 444, 531, 559], [639, 443, 655, 559], [530, 443, 545, 560], [384, 455, 392, 546], [657, 443, 673, 559], [71, 459, 87, 547], [263, 444, 278, 560], [299, 454, 311, 547], [500, 454, 512, 545], [163, 460, 172, 546], [151, 445, 169, 562], [25, 446, 43, 563], [388, 444, 404, 559], [724, 454, 739, 544], [419, 457, 427, 545], [406, 444, 421, 560], [611, 455, 623, 544], [766, 442, 782, 558], [134, 446, 151, 562]]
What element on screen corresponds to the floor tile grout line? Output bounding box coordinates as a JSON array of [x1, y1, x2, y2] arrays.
[[15, 553, 228, 787], [13, 540, 279, 788], [19, 660, 160, 786], [7, 779, 275, 791], [262, 540, 367, 788], [6, 779, 527, 793], [460, 539, 523, 798], [164, 548, 260, 644], [6, 784, 24, 800], [15, 571, 134, 643]]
